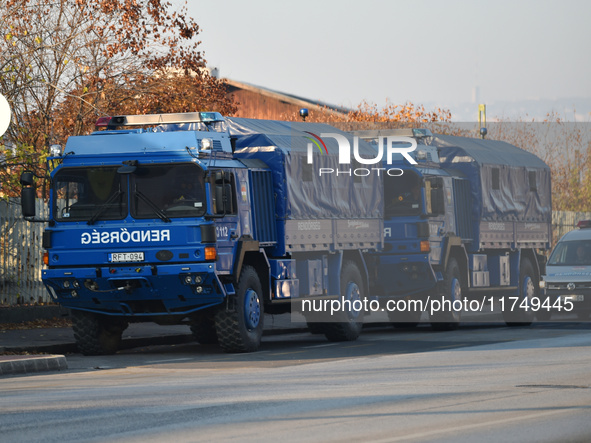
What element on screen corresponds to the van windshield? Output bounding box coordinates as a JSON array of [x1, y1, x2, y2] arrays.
[[548, 240, 591, 266]]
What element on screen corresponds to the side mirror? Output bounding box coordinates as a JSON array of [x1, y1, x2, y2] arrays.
[[20, 171, 37, 217], [431, 187, 445, 216], [20, 171, 35, 187], [214, 183, 234, 215], [214, 170, 232, 184], [21, 186, 37, 217]]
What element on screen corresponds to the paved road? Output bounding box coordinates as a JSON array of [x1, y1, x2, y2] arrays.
[[1, 323, 590, 442]]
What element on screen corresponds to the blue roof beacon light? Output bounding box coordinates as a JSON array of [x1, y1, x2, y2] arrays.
[[299, 108, 309, 121]]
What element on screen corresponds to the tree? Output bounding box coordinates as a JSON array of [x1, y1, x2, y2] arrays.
[[0, 0, 236, 197], [280, 99, 452, 127], [482, 114, 591, 212]]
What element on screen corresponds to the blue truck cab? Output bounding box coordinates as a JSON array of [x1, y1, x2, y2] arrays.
[[21, 112, 383, 354]]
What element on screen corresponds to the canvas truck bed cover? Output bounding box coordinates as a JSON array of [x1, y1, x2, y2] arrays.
[[227, 117, 383, 221], [433, 134, 551, 223]]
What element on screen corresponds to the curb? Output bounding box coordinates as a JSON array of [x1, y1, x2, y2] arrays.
[[0, 324, 310, 377], [0, 355, 68, 376]]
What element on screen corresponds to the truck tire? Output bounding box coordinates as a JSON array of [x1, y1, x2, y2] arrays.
[[190, 312, 218, 345], [504, 258, 535, 327], [71, 310, 127, 356], [215, 266, 264, 352], [322, 261, 364, 342], [430, 257, 462, 331]]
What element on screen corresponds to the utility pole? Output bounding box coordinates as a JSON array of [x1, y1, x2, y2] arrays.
[[478, 104, 487, 139]]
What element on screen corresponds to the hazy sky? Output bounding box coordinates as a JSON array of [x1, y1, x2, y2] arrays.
[[172, 0, 591, 120]]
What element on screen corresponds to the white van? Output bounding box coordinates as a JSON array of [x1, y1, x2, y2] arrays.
[[541, 220, 591, 321]]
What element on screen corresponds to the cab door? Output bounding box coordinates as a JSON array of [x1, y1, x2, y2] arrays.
[[210, 171, 239, 275]]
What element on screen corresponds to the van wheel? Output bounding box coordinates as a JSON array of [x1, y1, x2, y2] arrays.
[[431, 257, 462, 331], [322, 261, 364, 342], [504, 258, 536, 326], [215, 266, 264, 352], [71, 310, 127, 355]]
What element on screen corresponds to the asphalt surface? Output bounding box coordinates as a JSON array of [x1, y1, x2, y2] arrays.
[[0, 313, 307, 377]]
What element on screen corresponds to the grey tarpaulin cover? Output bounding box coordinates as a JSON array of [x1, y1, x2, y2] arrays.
[[433, 134, 551, 222], [226, 118, 383, 220]]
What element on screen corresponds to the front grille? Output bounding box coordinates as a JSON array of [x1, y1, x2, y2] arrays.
[[547, 282, 591, 290]]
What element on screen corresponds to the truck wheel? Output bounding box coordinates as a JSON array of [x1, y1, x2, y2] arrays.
[[71, 310, 127, 355], [504, 258, 536, 327], [431, 257, 462, 331], [322, 261, 364, 342], [215, 266, 264, 352], [190, 312, 218, 345]]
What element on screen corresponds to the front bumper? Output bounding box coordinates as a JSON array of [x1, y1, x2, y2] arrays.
[[544, 284, 591, 316], [42, 262, 226, 317]]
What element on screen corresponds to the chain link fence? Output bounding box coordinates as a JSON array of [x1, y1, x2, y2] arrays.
[[552, 211, 591, 248], [0, 198, 49, 306]]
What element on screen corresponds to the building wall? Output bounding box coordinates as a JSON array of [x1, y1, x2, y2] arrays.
[[228, 88, 303, 120]]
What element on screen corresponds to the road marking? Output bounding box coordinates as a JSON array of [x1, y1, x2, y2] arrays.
[[435, 343, 471, 349], [269, 350, 307, 356], [371, 408, 576, 442], [301, 343, 340, 349], [145, 358, 193, 364]]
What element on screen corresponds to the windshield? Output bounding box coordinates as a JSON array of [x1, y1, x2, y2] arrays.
[[53, 163, 206, 222], [384, 171, 422, 218], [131, 163, 206, 219], [54, 167, 127, 222], [548, 239, 591, 266]]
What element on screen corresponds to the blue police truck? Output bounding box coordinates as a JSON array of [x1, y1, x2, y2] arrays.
[[356, 129, 552, 328], [20, 112, 383, 354]]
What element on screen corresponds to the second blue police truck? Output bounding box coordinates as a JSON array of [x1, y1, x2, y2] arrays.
[[356, 129, 552, 328]]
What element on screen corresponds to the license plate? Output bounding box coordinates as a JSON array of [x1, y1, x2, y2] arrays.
[[561, 294, 584, 302], [109, 252, 145, 263]]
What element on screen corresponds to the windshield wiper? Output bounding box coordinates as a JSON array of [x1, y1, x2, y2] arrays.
[[134, 186, 171, 223], [87, 190, 123, 225]]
